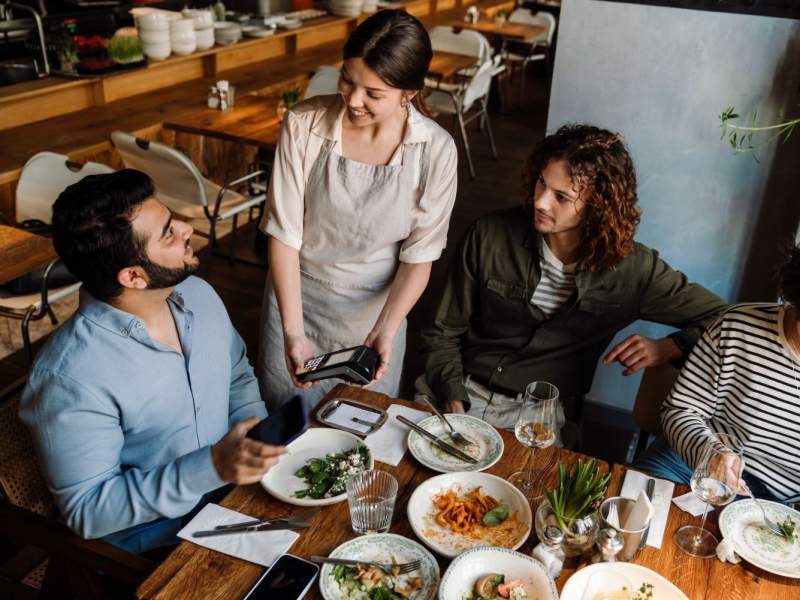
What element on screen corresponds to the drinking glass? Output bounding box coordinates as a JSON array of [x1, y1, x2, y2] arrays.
[[346, 470, 398, 535], [674, 432, 744, 557], [508, 381, 559, 499]]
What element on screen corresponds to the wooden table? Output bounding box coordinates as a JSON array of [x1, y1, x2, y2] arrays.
[[452, 19, 545, 42], [0, 224, 56, 286], [427, 51, 479, 81], [137, 384, 609, 600], [162, 95, 283, 151]]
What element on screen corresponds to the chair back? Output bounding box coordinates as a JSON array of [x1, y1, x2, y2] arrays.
[[0, 395, 55, 518], [633, 363, 680, 437], [16, 152, 114, 224], [304, 65, 341, 100], [430, 26, 491, 63], [462, 59, 494, 112], [509, 9, 557, 45], [111, 131, 210, 209]]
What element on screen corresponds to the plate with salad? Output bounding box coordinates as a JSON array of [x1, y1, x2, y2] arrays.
[[261, 428, 373, 506], [438, 547, 557, 600], [319, 533, 440, 600]]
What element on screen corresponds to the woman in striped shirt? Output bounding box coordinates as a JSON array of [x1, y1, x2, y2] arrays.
[[636, 246, 800, 504]]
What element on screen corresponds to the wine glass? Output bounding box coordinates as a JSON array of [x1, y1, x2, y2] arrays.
[[674, 432, 744, 558], [508, 381, 559, 499]]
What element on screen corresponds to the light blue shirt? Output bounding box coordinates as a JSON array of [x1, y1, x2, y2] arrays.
[[19, 276, 267, 553]]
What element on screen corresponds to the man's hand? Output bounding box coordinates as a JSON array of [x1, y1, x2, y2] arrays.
[[284, 332, 316, 389], [364, 328, 395, 385], [445, 400, 465, 414], [603, 335, 682, 376], [211, 416, 286, 484]]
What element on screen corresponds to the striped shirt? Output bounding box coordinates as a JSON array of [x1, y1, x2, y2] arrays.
[[662, 303, 800, 503], [530, 240, 576, 317]]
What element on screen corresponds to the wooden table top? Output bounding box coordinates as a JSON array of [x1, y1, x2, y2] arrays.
[[452, 19, 546, 41], [0, 224, 56, 286], [162, 95, 283, 150], [137, 385, 799, 600], [427, 51, 479, 81]]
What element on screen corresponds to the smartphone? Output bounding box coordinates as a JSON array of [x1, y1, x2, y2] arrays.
[[242, 554, 319, 600], [246, 395, 308, 446], [296, 345, 379, 385]]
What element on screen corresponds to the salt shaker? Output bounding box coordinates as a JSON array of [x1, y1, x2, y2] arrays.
[[592, 528, 624, 563], [207, 86, 220, 109], [531, 525, 565, 578]]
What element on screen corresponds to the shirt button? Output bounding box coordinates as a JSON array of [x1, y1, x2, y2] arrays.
[[195, 406, 200, 414], [120, 328, 128, 336], [497, 366, 503, 373]]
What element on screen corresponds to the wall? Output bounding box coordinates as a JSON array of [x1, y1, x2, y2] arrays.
[[547, 0, 800, 409]]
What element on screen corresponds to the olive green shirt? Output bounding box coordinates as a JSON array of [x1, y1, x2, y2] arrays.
[[420, 207, 728, 407]]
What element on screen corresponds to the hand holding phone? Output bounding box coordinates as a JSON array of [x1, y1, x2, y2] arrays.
[[211, 416, 286, 485], [246, 395, 309, 446]]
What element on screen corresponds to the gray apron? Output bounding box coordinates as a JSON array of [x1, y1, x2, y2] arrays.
[[259, 136, 428, 413]]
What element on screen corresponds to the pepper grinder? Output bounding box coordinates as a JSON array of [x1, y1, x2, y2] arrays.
[[592, 528, 624, 563], [531, 525, 565, 578]]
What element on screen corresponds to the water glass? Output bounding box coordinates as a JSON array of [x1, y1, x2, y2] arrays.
[[346, 470, 398, 535]]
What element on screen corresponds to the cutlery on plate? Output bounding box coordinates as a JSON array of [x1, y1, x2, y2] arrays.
[[396, 415, 478, 464], [213, 507, 320, 531], [309, 555, 422, 574], [192, 520, 312, 538], [747, 487, 786, 539], [417, 395, 474, 447], [639, 477, 656, 548]]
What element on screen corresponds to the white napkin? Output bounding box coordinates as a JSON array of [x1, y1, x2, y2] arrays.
[[177, 503, 299, 567], [620, 470, 674, 549], [364, 404, 429, 466], [716, 537, 741, 563], [531, 542, 563, 578], [324, 403, 382, 434], [672, 491, 714, 517], [620, 490, 654, 559]]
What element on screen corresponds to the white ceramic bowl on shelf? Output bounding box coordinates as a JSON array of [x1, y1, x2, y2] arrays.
[[195, 27, 215, 50], [182, 8, 214, 30], [330, 0, 363, 17], [141, 41, 171, 60], [134, 12, 171, 31], [170, 17, 195, 35], [213, 22, 242, 45], [138, 29, 170, 45]]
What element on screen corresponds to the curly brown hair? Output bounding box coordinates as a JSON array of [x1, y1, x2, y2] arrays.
[[522, 124, 641, 271]]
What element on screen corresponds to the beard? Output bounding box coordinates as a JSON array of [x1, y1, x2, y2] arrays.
[[140, 256, 198, 289]]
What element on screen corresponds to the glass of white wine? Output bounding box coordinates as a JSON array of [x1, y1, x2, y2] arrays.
[[674, 432, 744, 557], [508, 381, 559, 499]]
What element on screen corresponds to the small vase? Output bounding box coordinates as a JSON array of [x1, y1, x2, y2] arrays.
[[535, 498, 599, 557]]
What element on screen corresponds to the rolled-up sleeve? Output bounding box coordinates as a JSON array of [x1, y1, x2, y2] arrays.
[[20, 370, 224, 540], [261, 110, 308, 250], [399, 137, 458, 264]]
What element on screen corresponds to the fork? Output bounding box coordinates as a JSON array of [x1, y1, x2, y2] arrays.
[[747, 488, 786, 538], [310, 556, 422, 574], [417, 395, 473, 447]]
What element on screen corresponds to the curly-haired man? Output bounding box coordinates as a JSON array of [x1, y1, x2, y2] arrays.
[[417, 124, 727, 442]]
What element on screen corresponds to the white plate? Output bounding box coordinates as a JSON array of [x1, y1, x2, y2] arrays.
[[719, 499, 800, 578], [407, 471, 532, 558], [319, 533, 440, 600], [560, 562, 689, 600], [407, 414, 504, 473], [260, 428, 373, 506], [242, 25, 276, 38], [439, 547, 557, 600]]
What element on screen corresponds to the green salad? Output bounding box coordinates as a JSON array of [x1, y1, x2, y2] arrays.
[[293, 444, 370, 499], [332, 563, 422, 600]]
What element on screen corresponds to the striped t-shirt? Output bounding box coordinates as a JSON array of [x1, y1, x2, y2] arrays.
[[531, 240, 577, 317], [662, 303, 800, 503]]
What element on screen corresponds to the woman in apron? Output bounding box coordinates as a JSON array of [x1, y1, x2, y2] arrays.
[[257, 10, 459, 411]]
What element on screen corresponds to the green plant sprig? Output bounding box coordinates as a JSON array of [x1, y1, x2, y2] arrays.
[[545, 458, 611, 532], [719, 106, 799, 156], [282, 88, 302, 108]]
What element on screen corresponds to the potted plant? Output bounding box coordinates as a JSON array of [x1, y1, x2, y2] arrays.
[[494, 9, 509, 27], [277, 88, 302, 120], [535, 458, 611, 556]]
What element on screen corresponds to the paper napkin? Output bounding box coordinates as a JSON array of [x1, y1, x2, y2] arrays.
[[672, 491, 714, 518], [620, 469, 675, 549], [364, 404, 429, 466]]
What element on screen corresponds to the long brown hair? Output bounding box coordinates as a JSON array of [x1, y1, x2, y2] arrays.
[[522, 124, 641, 271], [342, 10, 432, 116]]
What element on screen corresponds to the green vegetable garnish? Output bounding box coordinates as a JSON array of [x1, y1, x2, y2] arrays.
[[482, 504, 510, 526], [779, 517, 797, 542], [292, 444, 370, 499]]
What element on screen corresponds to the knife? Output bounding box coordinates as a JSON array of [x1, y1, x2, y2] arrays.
[[213, 507, 320, 530], [639, 477, 656, 548], [396, 415, 478, 464], [192, 521, 312, 538]]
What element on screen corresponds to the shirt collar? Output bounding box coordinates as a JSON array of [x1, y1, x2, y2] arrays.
[[310, 94, 431, 146], [78, 286, 189, 338]]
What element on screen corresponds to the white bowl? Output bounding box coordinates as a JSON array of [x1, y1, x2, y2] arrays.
[[171, 40, 196, 55], [141, 41, 171, 60], [170, 17, 194, 34], [439, 547, 558, 600], [170, 29, 196, 44], [195, 28, 215, 50], [560, 563, 690, 600], [135, 12, 171, 31], [138, 29, 170, 45], [182, 8, 214, 29], [407, 471, 533, 558]]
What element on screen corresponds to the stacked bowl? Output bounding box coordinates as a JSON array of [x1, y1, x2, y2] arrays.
[[170, 18, 197, 56], [183, 8, 215, 50], [330, 0, 362, 17], [135, 12, 171, 61], [213, 22, 242, 46]]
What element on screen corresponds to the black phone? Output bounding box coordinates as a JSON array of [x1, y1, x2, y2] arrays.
[[246, 395, 308, 446], [296, 345, 380, 385], [242, 554, 319, 600]]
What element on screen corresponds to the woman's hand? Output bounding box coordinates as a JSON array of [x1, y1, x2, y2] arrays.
[[284, 332, 316, 389], [364, 328, 396, 385]]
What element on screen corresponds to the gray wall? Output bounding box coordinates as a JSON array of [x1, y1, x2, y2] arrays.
[[547, 0, 800, 409]]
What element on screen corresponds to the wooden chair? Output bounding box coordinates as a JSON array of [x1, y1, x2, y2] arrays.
[[0, 393, 155, 598], [632, 363, 680, 459]]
